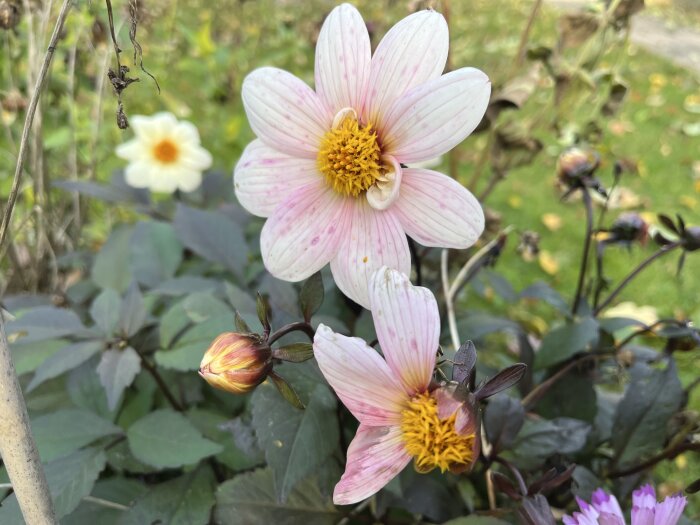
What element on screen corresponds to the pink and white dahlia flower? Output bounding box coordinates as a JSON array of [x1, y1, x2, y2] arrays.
[[563, 485, 687, 525], [313, 267, 478, 504], [235, 3, 490, 307]]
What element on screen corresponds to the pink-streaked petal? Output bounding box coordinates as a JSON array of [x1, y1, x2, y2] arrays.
[[363, 10, 448, 125], [632, 507, 655, 525], [599, 513, 625, 525], [381, 68, 491, 163], [333, 424, 411, 505], [455, 403, 478, 435], [564, 508, 601, 525], [652, 494, 687, 525], [366, 155, 402, 211], [242, 67, 331, 158], [260, 181, 348, 281], [394, 168, 484, 249], [633, 484, 657, 510], [330, 201, 410, 309], [234, 140, 321, 217], [315, 3, 371, 114], [591, 489, 624, 521], [313, 324, 406, 426], [369, 267, 439, 395]]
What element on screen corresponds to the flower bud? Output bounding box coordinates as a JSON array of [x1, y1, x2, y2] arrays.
[[199, 332, 272, 394], [609, 212, 648, 244], [556, 146, 600, 188], [683, 226, 700, 252]]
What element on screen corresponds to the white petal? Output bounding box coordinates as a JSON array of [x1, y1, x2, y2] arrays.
[[234, 140, 321, 217], [381, 68, 491, 163], [363, 10, 448, 125], [131, 112, 177, 139], [180, 144, 213, 171], [369, 267, 440, 395], [315, 3, 371, 114], [333, 424, 410, 505], [115, 139, 146, 161], [148, 166, 182, 194], [330, 200, 410, 309], [314, 324, 406, 426], [242, 67, 331, 158], [260, 180, 349, 281], [394, 168, 484, 249], [175, 169, 203, 193], [124, 161, 153, 189], [172, 120, 201, 144]]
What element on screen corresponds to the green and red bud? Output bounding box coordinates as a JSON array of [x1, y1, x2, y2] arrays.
[[199, 332, 272, 394]]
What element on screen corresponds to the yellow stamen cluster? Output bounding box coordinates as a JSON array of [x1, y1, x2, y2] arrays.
[[153, 139, 179, 164], [317, 117, 383, 197], [400, 392, 475, 473]]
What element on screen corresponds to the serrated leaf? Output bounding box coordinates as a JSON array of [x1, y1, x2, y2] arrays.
[[29, 340, 104, 392], [520, 282, 569, 314], [129, 221, 183, 287], [63, 477, 147, 525], [299, 272, 324, 322], [155, 314, 232, 371], [32, 408, 121, 461], [90, 289, 121, 336], [159, 300, 191, 348], [127, 409, 223, 469], [611, 360, 683, 466], [97, 347, 142, 410], [173, 204, 247, 276], [7, 306, 87, 343], [273, 342, 314, 363], [92, 226, 133, 292], [535, 317, 599, 369], [182, 292, 230, 323], [10, 338, 66, 376], [117, 467, 215, 525], [0, 448, 107, 523], [214, 469, 338, 525], [514, 418, 591, 460], [252, 368, 338, 501], [119, 284, 146, 338]]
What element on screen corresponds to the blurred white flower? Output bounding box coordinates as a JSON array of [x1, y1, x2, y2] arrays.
[[116, 112, 212, 193]]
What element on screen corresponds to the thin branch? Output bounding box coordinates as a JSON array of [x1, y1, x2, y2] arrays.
[[609, 442, 700, 478], [267, 321, 315, 345], [0, 0, 72, 249], [133, 347, 184, 412], [572, 190, 594, 315], [521, 353, 600, 410], [593, 243, 681, 315], [441, 249, 461, 351], [512, 0, 543, 72]]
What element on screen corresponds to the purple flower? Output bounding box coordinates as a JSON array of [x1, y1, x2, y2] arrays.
[[563, 484, 687, 525]]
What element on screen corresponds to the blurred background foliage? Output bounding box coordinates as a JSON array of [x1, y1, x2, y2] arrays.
[[0, 0, 699, 523]]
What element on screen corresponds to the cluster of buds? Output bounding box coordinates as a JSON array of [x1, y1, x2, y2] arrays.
[[556, 146, 607, 198]]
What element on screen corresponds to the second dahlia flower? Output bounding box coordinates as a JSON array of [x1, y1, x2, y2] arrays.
[[235, 3, 490, 307], [313, 267, 478, 504], [563, 485, 687, 525]]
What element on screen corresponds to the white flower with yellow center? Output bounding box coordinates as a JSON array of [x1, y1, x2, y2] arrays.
[[116, 112, 213, 194], [235, 3, 490, 308]]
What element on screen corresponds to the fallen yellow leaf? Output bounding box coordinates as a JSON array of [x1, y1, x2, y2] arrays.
[[538, 250, 559, 275], [541, 213, 563, 231]]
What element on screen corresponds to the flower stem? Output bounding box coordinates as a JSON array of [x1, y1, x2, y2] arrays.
[[267, 321, 315, 345], [593, 242, 681, 316], [133, 347, 184, 412], [608, 441, 700, 478], [571, 189, 594, 316]]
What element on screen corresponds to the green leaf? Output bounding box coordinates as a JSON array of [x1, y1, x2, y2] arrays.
[[159, 300, 191, 348], [514, 418, 591, 460], [92, 226, 133, 292], [268, 371, 305, 409], [252, 366, 338, 501], [444, 516, 512, 524], [90, 289, 121, 336], [173, 204, 247, 276], [129, 221, 183, 287], [299, 272, 324, 321], [63, 478, 146, 525], [97, 347, 142, 411], [32, 408, 121, 461], [0, 448, 107, 523], [10, 338, 66, 376], [535, 317, 599, 369], [28, 340, 104, 392], [520, 282, 569, 313], [183, 292, 230, 323], [273, 342, 314, 363], [155, 314, 232, 371], [127, 409, 223, 468], [611, 360, 683, 466], [187, 409, 264, 472], [119, 284, 147, 338], [7, 306, 87, 343], [117, 467, 215, 525], [214, 469, 338, 525]]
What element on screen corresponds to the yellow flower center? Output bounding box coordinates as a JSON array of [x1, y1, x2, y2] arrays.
[[152, 139, 179, 164], [317, 117, 383, 197], [400, 392, 475, 473]]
